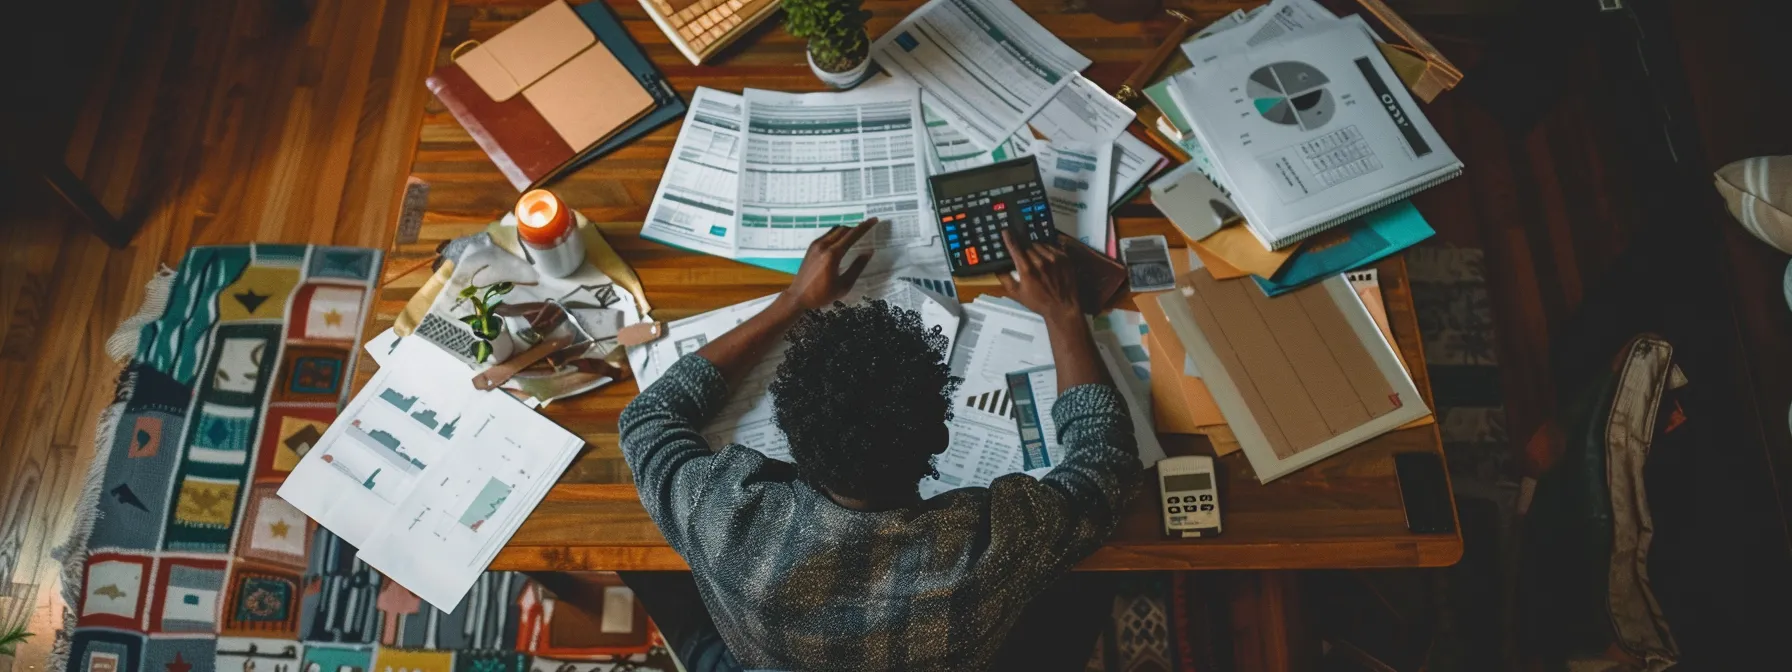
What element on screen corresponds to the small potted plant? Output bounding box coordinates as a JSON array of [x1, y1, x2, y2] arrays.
[[784, 0, 873, 89], [459, 281, 515, 364]]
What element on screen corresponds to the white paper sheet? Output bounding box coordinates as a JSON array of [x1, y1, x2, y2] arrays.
[[640, 88, 746, 258], [737, 86, 935, 259], [920, 299, 1166, 498], [925, 98, 996, 173], [873, 0, 1091, 152], [1034, 142, 1113, 249], [279, 339, 583, 611], [1179, 0, 1338, 71], [921, 298, 1052, 497], [1025, 73, 1135, 148], [626, 275, 961, 463], [1093, 330, 1167, 468], [1095, 309, 1151, 384], [1111, 133, 1166, 206]]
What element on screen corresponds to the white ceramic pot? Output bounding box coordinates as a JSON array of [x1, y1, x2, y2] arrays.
[[808, 46, 871, 90], [480, 328, 517, 366]]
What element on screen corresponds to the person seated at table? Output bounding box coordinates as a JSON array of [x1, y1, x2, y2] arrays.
[[616, 217, 1142, 672]]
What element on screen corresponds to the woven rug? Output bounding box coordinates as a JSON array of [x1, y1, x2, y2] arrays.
[[54, 245, 675, 672]]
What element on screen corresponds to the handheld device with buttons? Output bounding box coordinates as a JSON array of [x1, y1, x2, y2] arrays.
[[1159, 455, 1221, 538], [928, 156, 1060, 276]]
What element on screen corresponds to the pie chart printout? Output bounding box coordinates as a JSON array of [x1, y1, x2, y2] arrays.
[[1247, 61, 1335, 131]]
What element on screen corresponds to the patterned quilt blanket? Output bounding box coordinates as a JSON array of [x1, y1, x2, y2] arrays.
[[56, 245, 671, 672]]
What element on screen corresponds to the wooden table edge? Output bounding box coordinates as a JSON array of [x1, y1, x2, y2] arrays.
[[490, 537, 1464, 572]]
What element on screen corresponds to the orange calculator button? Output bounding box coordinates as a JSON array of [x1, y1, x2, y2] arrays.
[[965, 247, 980, 265]]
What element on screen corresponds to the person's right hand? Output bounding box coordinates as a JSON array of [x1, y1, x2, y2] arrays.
[[998, 230, 1082, 323], [783, 217, 881, 311]]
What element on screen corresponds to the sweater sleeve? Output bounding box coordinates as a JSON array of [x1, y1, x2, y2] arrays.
[[617, 355, 730, 554], [985, 383, 1142, 585]]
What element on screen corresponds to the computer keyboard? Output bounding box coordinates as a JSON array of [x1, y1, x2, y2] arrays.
[[413, 312, 482, 366], [643, 0, 778, 64]]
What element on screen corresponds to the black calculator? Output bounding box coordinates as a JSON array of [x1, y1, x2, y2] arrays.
[[929, 156, 1059, 276]]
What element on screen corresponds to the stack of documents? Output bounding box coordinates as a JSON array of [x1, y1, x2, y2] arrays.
[[626, 287, 1165, 500], [279, 339, 585, 611], [641, 0, 1167, 272], [628, 274, 963, 462], [1136, 0, 1447, 295], [640, 83, 942, 275], [1164, 0, 1461, 250], [907, 293, 1164, 497], [1151, 269, 1429, 483]]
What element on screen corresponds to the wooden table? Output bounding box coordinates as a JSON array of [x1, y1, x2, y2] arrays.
[[372, 0, 1462, 572]]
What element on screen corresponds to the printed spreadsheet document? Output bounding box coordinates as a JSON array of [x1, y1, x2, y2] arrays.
[[737, 83, 938, 259], [873, 0, 1091, 153]]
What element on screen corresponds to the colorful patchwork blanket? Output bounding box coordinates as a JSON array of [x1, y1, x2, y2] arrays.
[[55, 245, 671, 672]]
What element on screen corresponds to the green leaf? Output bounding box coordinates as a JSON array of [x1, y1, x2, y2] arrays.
[[473, 341, 493, 364], [473, 316, 503, 340], [0, 627, 33, 656], [489, 281, 514, 296], [459, 314, 481, 326], [459, 285, 479, 298]]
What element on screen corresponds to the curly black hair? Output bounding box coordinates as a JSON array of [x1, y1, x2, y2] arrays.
[[770, 299, 960, 503]]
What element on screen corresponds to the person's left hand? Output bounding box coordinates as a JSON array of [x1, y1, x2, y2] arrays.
[[784, 217, 881, 311]]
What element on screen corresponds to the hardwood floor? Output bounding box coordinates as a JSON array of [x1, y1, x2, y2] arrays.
[[0, 1, 446, 668]]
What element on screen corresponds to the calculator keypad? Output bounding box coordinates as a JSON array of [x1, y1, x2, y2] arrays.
[[937, 181, 1054, 273]]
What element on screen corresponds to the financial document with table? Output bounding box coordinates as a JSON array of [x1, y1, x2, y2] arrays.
[[873, 0, 1092, 152], [738, 84, 936, 259]]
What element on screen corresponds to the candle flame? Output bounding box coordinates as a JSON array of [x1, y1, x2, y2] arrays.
[[518, 190, 558, 228]]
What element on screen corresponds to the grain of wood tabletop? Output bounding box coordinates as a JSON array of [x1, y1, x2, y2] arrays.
[[362, 0, 1463, 572]]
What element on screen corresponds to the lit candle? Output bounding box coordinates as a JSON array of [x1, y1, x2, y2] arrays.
[[513, 189, 585, 277]]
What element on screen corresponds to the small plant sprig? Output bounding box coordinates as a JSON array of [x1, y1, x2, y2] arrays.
[[783, 0, 871, 73], [458, 281, 514, 363], [0, 624, 32, 656]]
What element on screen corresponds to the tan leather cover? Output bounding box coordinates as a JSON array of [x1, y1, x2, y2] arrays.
[[458, 0, 595, 102], [521, 45, 655, 150]]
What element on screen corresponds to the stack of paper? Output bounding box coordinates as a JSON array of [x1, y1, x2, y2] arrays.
[[625, 286, 1164, 500], [1140, 0, 1444, 295], [1165, 0, 1461, 250], [279, 339, 586, 611], [1151, 270, 1429, 482], [643, 0, 1166, 274], [872, 0, 1165, 251], [922, 294, 1165, 497], [627, 274, 963, 462]]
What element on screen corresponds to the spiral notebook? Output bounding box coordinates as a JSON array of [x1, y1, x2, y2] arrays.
[[1169, 19, 1461, 250]]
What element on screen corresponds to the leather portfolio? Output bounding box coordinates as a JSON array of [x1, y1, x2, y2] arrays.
[[427, 0, 658, 191]]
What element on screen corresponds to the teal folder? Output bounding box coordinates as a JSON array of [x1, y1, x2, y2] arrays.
[[1252, 201, 1434, 296]]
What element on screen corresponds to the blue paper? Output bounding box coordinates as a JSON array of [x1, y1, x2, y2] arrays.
[[1252, 201, 1434, 296]]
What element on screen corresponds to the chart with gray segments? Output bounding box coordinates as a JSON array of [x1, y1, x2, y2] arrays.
[[1247, 61, 1336, 131]]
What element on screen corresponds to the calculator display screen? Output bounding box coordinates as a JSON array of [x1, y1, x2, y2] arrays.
[[1164, 473, 1212, 492], [933, 161, 1040, 199]]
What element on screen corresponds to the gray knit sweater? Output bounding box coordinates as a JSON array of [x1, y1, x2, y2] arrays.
[[618, 355, 1140, 671]]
